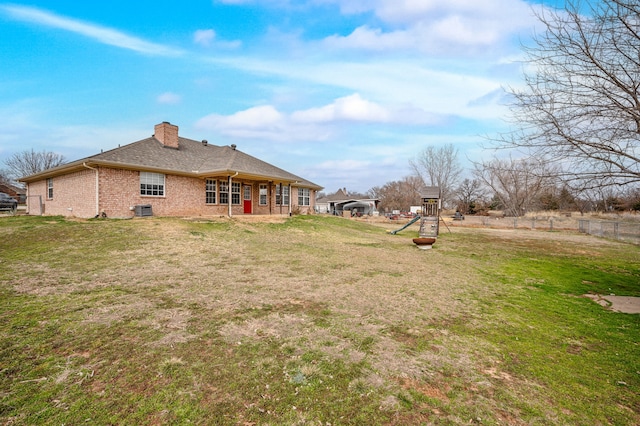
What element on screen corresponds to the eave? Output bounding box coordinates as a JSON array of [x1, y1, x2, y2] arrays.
[[20, 160, 323, 190]]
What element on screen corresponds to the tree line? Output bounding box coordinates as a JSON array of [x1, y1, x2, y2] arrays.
[[368, 150, 640, 215]]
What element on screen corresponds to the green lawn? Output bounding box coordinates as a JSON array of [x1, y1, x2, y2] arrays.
[[0, 215, 638, 425]]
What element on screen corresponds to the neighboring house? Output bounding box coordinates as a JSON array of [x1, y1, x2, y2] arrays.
[[20, 122, 323, 218], [0, 182, 26, 203], [316, 188, 379, 216]]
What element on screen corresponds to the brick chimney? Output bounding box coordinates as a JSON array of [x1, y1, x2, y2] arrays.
[[154, 122, 179, 148]]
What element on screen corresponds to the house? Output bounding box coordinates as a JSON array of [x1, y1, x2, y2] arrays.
[[0, 182, 26, 203], [20, 122, 323, 218], [316, 188, 379, 216]]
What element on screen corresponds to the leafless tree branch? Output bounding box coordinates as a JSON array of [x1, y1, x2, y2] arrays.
[[473, 156, 558, 216], [497, 0, 640, 189], [4, 149, 66, 180], [409, 144, 462, 208]]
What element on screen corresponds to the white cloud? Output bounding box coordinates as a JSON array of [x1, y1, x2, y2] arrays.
[[292, 94, 390, 123], [215, 56, 507, 120], [323, 26, 415, 51], [196, 93, 442, 142], [225, 105, 284, 128], [320, 0, 537, 54], [156, 92, 182, 105], [467, 88, 509, 108], [193, 29, 242, 49], [305, 156, 411, 193], [373, 0, 510, 25], [292, 94, 443, 125], [194, 29, 216, 46], [306, 159, 373, 191], [0, 104, 148, 163], [196, 105, 301, 141], [0, 5, 183, 56]]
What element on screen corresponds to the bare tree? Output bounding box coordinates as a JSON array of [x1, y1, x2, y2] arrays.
[[455, 178, 486, 214], [498, 0, 640, 189], [368, 175, 423, 213], [410, 144, 462, 208], [0, 169, 11, 186], [4, 149, 66, 180], [620, 185, 640, 210], [473, 156, 556, 216]]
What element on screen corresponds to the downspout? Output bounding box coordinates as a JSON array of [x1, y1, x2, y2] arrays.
[[228, 171, 238, 217], [83, 163, 99, 217], [288, 183, 292, 215]]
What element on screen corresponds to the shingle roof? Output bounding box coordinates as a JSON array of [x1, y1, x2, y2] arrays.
[[317, 188, 379, 204], [317, 189, 348, 203], [421, 186, 441, 199], [21, 136, 322, 189]]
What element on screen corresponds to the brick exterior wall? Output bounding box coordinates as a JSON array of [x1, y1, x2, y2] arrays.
[[27, 166, 317, 218], [27, 168, 97, 217]]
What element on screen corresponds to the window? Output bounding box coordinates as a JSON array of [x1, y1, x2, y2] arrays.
[[219, 181, 229, 204], [276, 185, 289, 206], [220, 180, 241, 205], [298, 188, 310, 206], [206, 179, 217, 204], [140, 172, 165, 196], [259, 184, 268, 205], [47, 178, 53, 199], [231, 182, 241, 205]]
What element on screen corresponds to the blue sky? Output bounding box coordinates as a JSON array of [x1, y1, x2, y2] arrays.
[[0, 0, 561, 193]]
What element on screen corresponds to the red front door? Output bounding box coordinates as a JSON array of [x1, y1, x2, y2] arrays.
[[243, 185, 252, 214]]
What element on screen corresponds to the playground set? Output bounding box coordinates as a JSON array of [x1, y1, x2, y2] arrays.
[[389, 187, 442, 250]]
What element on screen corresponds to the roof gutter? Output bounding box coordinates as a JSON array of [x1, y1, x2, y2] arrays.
[[228, 171, 238, 217], [83, 163, 100, 217], [20, 160, 323, 190]]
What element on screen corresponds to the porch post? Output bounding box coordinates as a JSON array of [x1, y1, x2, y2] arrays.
[[268, 181, 272, 215], [228, 175, 233, 217]]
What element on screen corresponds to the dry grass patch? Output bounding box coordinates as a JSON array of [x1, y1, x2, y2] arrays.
[[0, 214, 638, 425]]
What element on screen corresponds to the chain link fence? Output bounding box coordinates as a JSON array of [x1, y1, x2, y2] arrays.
[[577, 220, 640, 244], [449, 214, 640, 244]]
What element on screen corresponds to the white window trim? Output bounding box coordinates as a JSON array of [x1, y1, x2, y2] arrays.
[[231, 182, 241, 205], [298, 187, 310, 206], [276, 185, 290, 206], [46, 178, 53, 200], [140, 172, 165, 197], [219, 181, 229, 205], [206, 179, 217, 204], [259, 184, 268, 206]]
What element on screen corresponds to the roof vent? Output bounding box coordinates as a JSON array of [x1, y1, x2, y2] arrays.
[[231, 144, 237, 150], [202, 140, 208, 146]]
